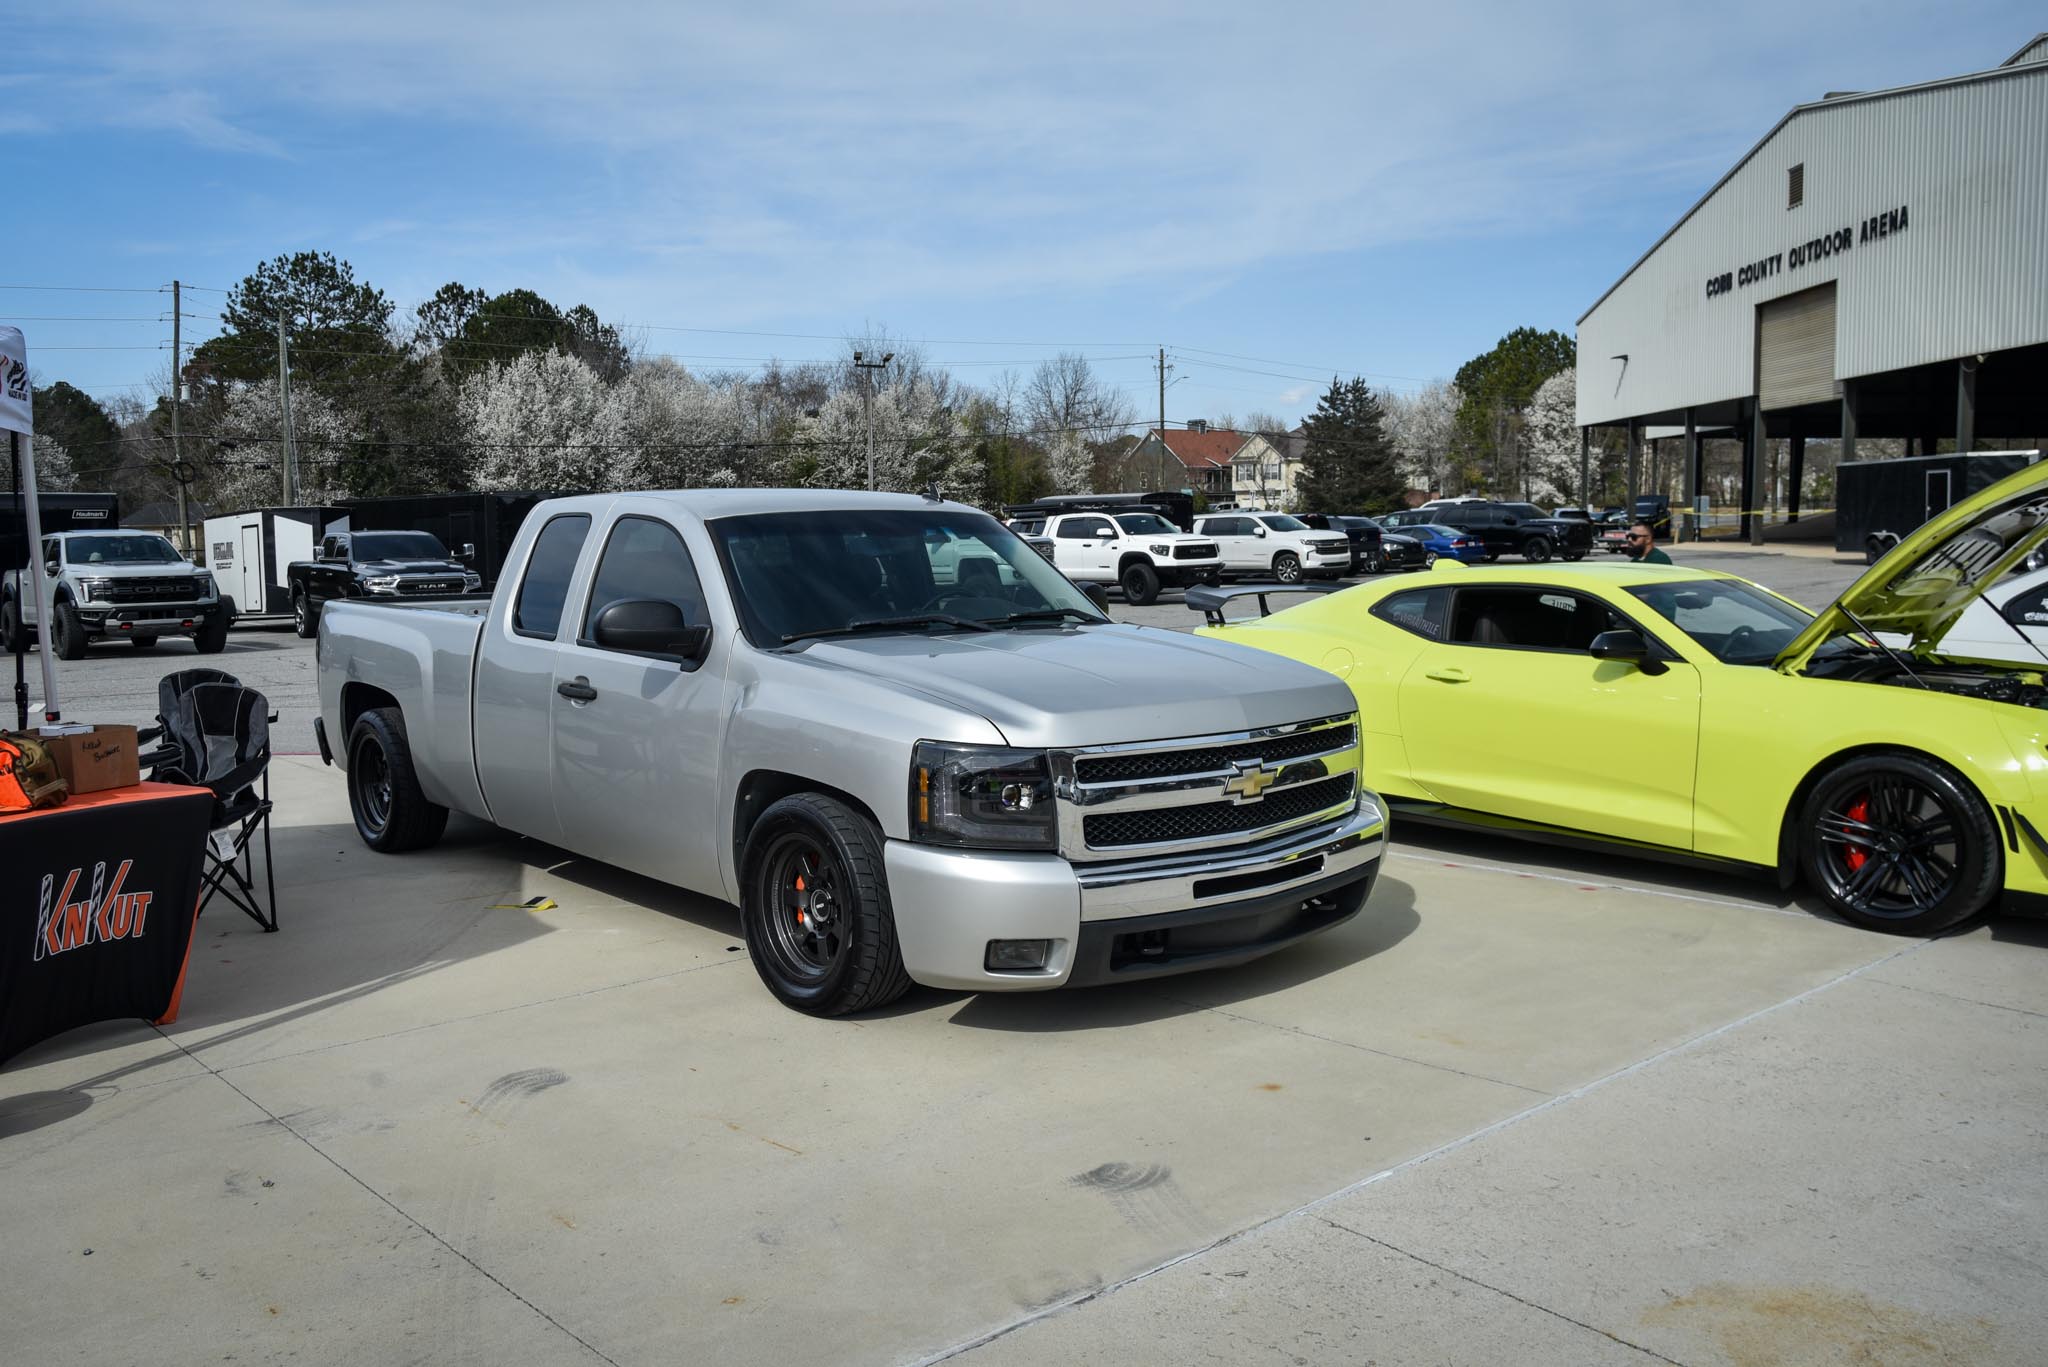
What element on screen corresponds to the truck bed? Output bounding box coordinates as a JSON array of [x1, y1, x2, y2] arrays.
[[319, 596, 493, 818]]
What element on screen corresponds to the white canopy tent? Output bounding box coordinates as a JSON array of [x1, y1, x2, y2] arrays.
[[1, 325, 63, 728]]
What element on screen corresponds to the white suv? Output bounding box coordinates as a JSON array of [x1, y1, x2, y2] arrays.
[[1191, 512, 1351, 584], [1042, 511, 1222, 605]]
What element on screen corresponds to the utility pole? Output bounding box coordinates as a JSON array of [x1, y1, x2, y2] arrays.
[[852, 350, 893, 490], [171, 280, 189, 557], [276, 312, 297, 505], [1156, 347, 1168, 489]]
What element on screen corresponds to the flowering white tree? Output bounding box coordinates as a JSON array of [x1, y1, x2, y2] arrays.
[[787, 376, 983, 496], [462, 350, 629, 493], [1045, 430, 1092, 494], [1525, 369, 1579, 505], [212, 378, 350, 509], [1384, 380, 1461, 496], [26, 437, 74, 492], [619, 358, 757, 490]]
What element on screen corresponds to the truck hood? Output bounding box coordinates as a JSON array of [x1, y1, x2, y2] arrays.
[[358, 558, 467, 575], [797, 624, 1355, 748], [1776, 460, 2048, 670]]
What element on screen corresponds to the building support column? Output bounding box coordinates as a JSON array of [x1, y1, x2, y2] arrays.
[[1682, 408, 1700, 542], [1957, 357, 1979, 455], [1626, 418, 1641, 516], [1578, 427, 1590, 509], [1745, 401, 1766, 545], [1841, 379, 1859, 465], [1788, 420, 1805, 524]]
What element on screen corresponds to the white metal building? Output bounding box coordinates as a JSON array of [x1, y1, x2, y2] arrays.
[[1576, 35, 2048, 536]]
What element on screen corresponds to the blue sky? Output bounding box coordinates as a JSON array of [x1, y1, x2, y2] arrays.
[[7, 2, 2036, 424]]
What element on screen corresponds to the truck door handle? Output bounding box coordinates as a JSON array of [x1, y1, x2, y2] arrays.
[[1424, 667, 1470, 684], [556, 677, 598, 702]]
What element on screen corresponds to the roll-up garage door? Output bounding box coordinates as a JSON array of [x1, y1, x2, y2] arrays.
[[1757, 283, 1837, 410]]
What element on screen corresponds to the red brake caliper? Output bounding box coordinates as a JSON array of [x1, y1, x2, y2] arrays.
[[1845, 797, 1870, 872]]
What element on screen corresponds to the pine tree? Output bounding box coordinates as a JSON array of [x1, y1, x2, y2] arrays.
[[1295, 377, 1403, 513]]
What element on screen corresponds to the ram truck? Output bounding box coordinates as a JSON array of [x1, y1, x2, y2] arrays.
[[287, 529, 481, 638], [315, 490, 1386, 1015]]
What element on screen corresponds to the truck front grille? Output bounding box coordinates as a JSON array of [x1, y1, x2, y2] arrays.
[[82, 575, 202, 602], [1084, 774, 1356, 849], [1172, 543, 1218, 560], [1055, 713, 1360, 861], [397, 579, 466, 595], [1077, 722, 1356, 784]]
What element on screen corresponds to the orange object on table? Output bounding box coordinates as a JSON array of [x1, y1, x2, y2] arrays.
[[0, 781, 214, 1066]]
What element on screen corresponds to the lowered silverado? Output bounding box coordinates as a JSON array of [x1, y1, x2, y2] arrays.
[[316, 490, 1387, 1015]]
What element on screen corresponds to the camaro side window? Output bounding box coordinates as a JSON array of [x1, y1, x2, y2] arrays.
[[514, 513, 592, 638], [1450, 587, 1625, 651], [1372, 587, 1448, 640], [583, 517, 707, 642]]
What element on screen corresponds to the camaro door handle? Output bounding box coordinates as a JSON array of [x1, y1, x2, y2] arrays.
[[1424, 666, 1470, 684], [556, 677, 598, 702]]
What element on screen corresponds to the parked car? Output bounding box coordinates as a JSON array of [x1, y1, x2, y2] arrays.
[[287, 529, 481, 638], [1038, 509, 1221, 605], [1378, 533, 1429, 572], [1191, 512, 1351, 584], [1633, 495, 1674, 540], [1388, 523, 1486, 567], [1427, 501, 1592, 563], [1932, 561, 2048, 665], [315, 490, 1388, 1015], [1599, 524, 1634, 555], [1379, 508, 1442, 532], [1295, 513, 1387, 574], [1192, 460, 2048, 936], [2, 530, 227, 658]]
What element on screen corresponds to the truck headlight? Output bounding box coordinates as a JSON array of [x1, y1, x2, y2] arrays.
[[910, 742, 1057, 851], [365, 575, 400, 593], [463, 571, 483, 591], [193, 573, 214, 597], [1150, 544, 1172, 557]]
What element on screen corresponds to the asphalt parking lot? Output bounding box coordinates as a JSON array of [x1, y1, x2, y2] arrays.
[[5, 541, 2045, 1366]]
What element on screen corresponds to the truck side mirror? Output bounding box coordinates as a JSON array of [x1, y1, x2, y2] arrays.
[[1589, 629, 1667, 675], [461, 543, 477, 561], [1081, 583, 1111, 612], [44, 560, 60, 576], [593, 599, 711, 666], [1253, 524, 1268, 538]]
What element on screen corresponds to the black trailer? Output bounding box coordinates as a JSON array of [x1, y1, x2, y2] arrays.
[[1836, 451, 2041, 563], [336, 491, 561, 587], [0, 491, 121, 572], [1002, 490, 1197, 532]]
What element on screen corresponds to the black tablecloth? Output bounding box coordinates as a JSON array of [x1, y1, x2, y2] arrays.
[[0, 782, 211, 1067]]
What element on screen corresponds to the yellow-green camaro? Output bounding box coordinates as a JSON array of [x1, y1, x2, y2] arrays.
[[1195, 465, 2048, 934]]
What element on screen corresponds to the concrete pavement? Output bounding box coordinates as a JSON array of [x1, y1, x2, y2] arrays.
[[5, 758, 2043, 1365]]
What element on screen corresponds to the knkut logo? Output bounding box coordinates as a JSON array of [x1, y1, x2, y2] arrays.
[[1, 353, 26, 405], [33, 859, 154, 961]]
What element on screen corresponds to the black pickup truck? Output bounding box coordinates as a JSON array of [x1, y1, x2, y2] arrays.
[[1428, 501, 1592, 563], [286, 529, 480, 637]]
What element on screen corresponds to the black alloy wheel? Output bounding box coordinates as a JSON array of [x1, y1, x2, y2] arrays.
[[354, 737, 393, 835], [741, 793, 910, 1015], [1120, 561, 1161, 606], [345, 707, 449, 852], [759, 834, 848, 986], [1524, 536, 1552, 563], [1801, 754, 1998, 935], [293, 592, 317, 638]]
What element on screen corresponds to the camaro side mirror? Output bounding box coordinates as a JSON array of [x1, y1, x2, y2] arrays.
[[1589, 629, 1667, 675], [593, 598, 712, 666]]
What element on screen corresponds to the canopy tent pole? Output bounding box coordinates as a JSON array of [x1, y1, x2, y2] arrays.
[[15, 431, 60, 725]]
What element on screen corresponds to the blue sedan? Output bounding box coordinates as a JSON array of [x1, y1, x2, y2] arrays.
[[1377, 521, 1486, 567]]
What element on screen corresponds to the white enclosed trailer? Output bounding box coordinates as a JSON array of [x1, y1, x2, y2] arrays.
[[202, 506, 343, 623]]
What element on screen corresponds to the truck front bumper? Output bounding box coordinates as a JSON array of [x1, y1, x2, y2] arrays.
[[78, 603, 218, 632], [883, 796, 1386, 992]]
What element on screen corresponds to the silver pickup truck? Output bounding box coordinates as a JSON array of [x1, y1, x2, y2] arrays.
[[315, 490, 1386, 1015]]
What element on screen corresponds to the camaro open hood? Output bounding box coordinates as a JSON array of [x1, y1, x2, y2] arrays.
[[1775, 461, 2048, 671]]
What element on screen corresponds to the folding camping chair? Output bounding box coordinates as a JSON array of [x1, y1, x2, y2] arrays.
[[141, 672, 279, 932]]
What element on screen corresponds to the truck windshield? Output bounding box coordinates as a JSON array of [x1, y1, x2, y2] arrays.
[[712, 509, 1106, 647], [352, 533, 450, 561], [1114, 513, 1177, 536], [64, 535, 183, 564], [1258, 514, 1309, 532]]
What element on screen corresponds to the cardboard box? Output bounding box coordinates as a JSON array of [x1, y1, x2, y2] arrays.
[[41, 724, 141, 795]]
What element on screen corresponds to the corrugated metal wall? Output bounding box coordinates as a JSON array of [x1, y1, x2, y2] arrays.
[[1577, 63, 2048, 427]]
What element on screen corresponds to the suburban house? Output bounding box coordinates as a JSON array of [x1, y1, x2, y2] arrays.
[[1121, 423, 1242, 504], [1230, 432, 1309, 510]]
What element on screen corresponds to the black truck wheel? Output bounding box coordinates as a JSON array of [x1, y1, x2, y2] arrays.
[[53, 602, 89, 660], [1120, 561, 1161, 606], [740, 793, 912, 1016], [346, 707, 450, 853], [293, 591, 318, 638], [193, 613, 230, 654], [1524, 535, 1553, 563], [0, 598, 20, 653]]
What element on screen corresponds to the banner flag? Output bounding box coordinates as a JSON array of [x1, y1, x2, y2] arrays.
[[0, 327, 29, 436]]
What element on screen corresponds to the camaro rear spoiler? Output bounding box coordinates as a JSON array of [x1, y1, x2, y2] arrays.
[[1184, 582, 1346, 627]]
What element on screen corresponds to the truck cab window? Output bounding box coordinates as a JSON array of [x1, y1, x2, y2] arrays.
[[514, 514, 591, 639], [583, 517, 706, 642]]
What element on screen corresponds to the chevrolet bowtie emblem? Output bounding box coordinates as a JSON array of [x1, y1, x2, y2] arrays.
[[1223, 758, 1278, 803]]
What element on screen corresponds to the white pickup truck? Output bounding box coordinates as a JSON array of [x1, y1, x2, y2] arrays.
[[1036, 510, 1221, 605], [315, 490, 1386, 1015], [2, 530, 227, 658]]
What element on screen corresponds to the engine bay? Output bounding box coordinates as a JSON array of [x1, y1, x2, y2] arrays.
[[1807, 651, 2048, 707]]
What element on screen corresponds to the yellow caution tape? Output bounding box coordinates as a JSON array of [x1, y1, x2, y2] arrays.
[[488, 896, 557, 911]]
